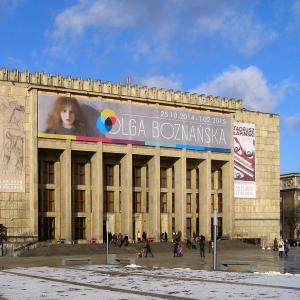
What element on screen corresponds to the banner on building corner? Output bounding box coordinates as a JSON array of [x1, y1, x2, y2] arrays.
[[234, 122, 256, 198]]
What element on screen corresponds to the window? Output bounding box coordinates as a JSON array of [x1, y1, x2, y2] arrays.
[[196, 193, 199, 213], [211, 171, 215, 189], [186, 193, 191, 213], [75, 190, 85, 212], [196, 169, 199, 190], [104, 191, 114, 213], [104, 165, 114, 186], [186, 218, 192, 238], [160, 168, 167, 188], [172, 167, 175, 188], [211, 194, 215, 213], [146, 165, 149, 188], [119, 191, 122, 212], [38, 160, 41, 184], [218, 193, 223, 213], [160, 192, 167, 213], [172, 217, 175, 234], [43, 161, 55, 184], [133, 192, 142, 213], [44, 189, 55, 212], [74, 163, 85, 185], [75, 217, 86, 240], [218, 217, 223, 238], [196, 217, 199, 236], [133, 166, 141, 187], [119, 164, 121, 186], [43, 217, 55, 240], [218, 168, 222, 189], [186, 169, 191, 189], [172, 193, 175, 213], [146, 192, 149, 213], [38, 189, 42, 211]]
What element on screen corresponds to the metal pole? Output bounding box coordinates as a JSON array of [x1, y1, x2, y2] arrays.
[[106, 220, 109, 264], [213, 209, 218, 271]]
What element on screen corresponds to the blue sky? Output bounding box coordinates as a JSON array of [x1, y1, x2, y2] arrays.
[[1, 0, 299, 173]]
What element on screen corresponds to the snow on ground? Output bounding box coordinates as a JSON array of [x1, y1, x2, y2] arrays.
[[1, 264, 300, 299]]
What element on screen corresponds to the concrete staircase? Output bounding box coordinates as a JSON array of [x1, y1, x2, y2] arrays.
[[19, 239, 257, 257]]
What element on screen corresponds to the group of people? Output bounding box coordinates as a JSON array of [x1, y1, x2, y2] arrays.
[[160, 232, 168, 242], [273, 237, 290, 257], [137, 239, 154, 258], [186, 235, 210, 257], [107, 232, 129, 247], [136, 231, 148, 243]]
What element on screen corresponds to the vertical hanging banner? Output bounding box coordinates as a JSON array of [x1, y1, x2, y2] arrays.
[[0, 96, 25, 192], [234, 122, 256, 198]]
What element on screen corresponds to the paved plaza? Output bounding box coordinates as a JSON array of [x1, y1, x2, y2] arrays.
[[1, 241, 300, 299], [1, 241, 300, 273]]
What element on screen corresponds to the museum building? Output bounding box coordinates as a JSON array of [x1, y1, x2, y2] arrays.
[[0, 68, 280, 245]]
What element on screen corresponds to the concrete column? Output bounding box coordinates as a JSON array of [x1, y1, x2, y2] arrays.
[[60, 141, 72, 242], [174, 150, 186, 238], [199, 155, 211, 238], [91, 143, 103, 242], [222, 161, 233, 237], [29, 90, 38, 239], [120, 145, 133, 239], [148, 149, 160, 240]]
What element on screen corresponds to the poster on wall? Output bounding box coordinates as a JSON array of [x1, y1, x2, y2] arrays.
[[38, 94, 231, 153], [234, 122, 256, 198], [0, 96, 25, 192]]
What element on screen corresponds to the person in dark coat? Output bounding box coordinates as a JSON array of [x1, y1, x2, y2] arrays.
[[144, 240, 154, 257], [199, 235, 205, 257], [173, 241, 179, 257], [284, 239, 290, 256]]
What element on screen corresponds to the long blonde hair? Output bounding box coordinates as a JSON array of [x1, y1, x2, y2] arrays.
[[46, 96, 86, 134]]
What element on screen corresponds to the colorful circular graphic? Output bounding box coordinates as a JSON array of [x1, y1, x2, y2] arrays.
[[96, 109, 117, 133]]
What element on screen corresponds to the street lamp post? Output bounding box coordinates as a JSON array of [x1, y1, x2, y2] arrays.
[[106, 220, 109, 264], [213, 209, 218, 271]]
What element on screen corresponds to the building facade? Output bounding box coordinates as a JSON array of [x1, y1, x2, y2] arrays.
[[280, 173, 300, 239], [0, 68, 280, 245]]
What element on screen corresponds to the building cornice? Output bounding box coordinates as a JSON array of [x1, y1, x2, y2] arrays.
[[0, 67, 243, 111]]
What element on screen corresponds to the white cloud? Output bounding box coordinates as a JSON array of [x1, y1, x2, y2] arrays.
[[191, 66, 288, 112], [49, 0, 277, 59], [282, 115, 300, 133], [191, 7, 277, 55], [52, 0, 138, 39], [0, 0, 23, 20], [138, 75, 182, 90], [292, 0, 300, 19]]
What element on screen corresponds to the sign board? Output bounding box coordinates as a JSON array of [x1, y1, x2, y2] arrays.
[[38, 94, 231, 153], [234, 122, 256, 198]]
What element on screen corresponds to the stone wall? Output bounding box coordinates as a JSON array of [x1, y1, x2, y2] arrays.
[[234, 111, 280, 244]]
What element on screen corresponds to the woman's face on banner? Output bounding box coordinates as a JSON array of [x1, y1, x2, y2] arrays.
[[60, 105, 75, 128]]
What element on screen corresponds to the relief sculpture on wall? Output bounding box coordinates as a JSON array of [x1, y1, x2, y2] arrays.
[[0, 95, 25, 192]]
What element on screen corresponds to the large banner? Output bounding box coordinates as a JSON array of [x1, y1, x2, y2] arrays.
[[234, 122, 256, 198], [38, 94, 231, 152], [0, 95, 25, 192]]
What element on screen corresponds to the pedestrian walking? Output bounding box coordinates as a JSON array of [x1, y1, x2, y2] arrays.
[[136, 231, 141, 242], [173, 241, 179, 257], [199, 235, 205, 257], [284, 239, 290, 256], [144, 240, 154, 257], [278, 239, 285, 257], [208, 240, 213, 253], [273, 237, 278, 251]]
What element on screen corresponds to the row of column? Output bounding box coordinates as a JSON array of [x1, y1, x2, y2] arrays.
[[38, 143, 233, 243]]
